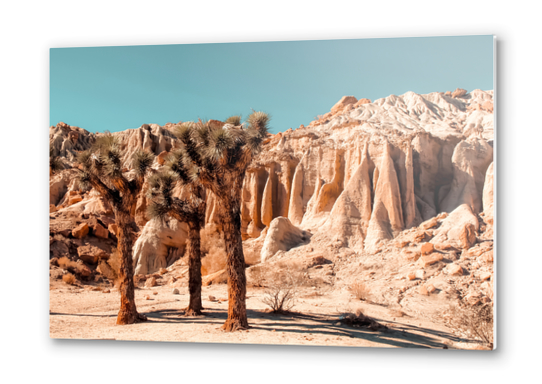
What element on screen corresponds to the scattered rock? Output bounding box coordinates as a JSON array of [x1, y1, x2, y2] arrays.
[[72, 223, 89, 239], [172, 288, 180, 294], [92, 223, 109, 239], [77, 244, 108, 264], [447, 263, 463, 276], [145, 276, 157, 288], [415, 269, 426, 280], [418, 253, 443, 268], [421, 243, 435, 255], [426, 284, 437, 294], [480, 272, 492, 281], [67, 196, 83, 206]]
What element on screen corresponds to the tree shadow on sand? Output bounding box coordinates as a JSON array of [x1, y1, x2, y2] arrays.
[[139, 308, 470, 349]]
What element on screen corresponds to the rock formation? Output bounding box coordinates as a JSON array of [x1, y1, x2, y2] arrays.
[[49, 89, 494, 280]]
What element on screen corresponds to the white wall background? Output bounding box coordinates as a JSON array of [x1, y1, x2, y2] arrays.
[[1, 1, 540, 382]]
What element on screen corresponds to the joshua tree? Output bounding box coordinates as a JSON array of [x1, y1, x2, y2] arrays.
[[147, 152, 207, 316], [76, 134, 154, 325], [171, 112, 270, 331]]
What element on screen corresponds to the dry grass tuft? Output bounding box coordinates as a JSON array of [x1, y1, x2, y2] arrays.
[[62, 273, 76, 285], [349, 281, 372, 302]]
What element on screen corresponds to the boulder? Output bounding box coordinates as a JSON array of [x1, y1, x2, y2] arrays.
[[145, 276, 157, 288], [426, 284, 437, 294], [67, 196, 83, 206], [418, 253, 443, 268], [77, 244, 108, 264], [480, 271, 492, 281], [260, 217, 310, 262], [72, 223, 89, 239], [431, 204, 479, 250], [92, 223, 108, 239], [447, 263, 463, 276], [421, 242, 434, 255], [420, 217, 438, 230]]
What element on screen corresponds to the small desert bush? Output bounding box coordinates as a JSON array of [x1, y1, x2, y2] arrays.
[[260, 262, 307, 313], [63, 273, 76, 285], [445, 303, 494, 348], [349, 281, 372, 302], [58, 256, 87, 276], [339, 308, 386, 331], [200, 226, 227, 275], [58, 256, 78, 270]]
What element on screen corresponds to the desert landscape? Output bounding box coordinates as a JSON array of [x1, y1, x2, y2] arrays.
[[49, 87, 495, 349]]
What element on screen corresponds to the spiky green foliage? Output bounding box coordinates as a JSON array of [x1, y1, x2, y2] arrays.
[[75, 132, 155, 204], [170, 111, 270, 187], [225, 115, 242, 126], [132, 149, 154, 177]]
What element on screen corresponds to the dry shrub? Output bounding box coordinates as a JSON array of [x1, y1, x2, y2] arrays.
[[58, 256, 87, 276], [93, 248, 121, 287], [259, 261, 307, 313], [349, 281, 372, 302], [445, 304, 494, 348], [200, 226, 227, 275], [58, 256, 78, 270], [63, 273, 76, 285], [340, 308, 387, 331]]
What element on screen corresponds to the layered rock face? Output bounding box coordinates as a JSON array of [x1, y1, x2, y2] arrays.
[[49, 88, 494, 274], [241, 89, 494, 255]]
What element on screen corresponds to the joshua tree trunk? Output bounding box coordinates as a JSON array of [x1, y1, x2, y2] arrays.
[[115, 210, 147, 325], [221, 202, 248, 331], [185, 222, 203, 316]]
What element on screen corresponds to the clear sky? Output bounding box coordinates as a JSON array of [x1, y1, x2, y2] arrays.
[[50, 35, 494, 134]]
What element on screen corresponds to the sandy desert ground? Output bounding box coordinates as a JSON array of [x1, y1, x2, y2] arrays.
[[50, 278, 482, 349]]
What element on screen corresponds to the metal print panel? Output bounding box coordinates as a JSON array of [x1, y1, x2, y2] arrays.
[[49, 35, 495, 349]]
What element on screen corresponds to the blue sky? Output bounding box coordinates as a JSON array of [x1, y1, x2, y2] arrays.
[[50, 35, 494, 134]]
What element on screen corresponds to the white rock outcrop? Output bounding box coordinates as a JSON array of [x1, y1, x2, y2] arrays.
[[260, 217, 310, 262]]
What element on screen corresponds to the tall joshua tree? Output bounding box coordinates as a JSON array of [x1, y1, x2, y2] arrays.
[[76, 134, 154, 325], [171, 112, 270, 331], [146, 151, 207, 316]]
